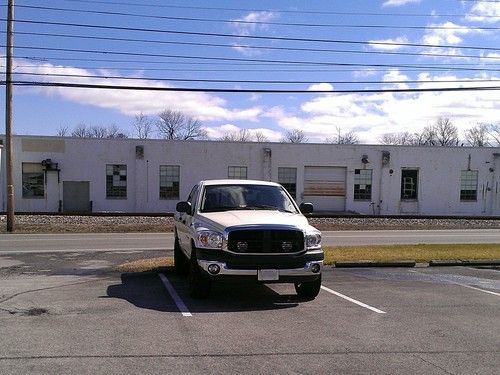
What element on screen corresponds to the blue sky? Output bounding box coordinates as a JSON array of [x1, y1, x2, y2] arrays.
[[1, 0, 499, 143]]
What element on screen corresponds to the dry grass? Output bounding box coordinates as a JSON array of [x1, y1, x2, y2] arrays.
[[114, 244, 499, 272], [115, 256, 174, 273], [324, 244, 500, 264]]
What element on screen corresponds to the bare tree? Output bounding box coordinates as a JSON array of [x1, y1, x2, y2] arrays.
[[69, 123, 128, 138], [56, 125, 69, 137], [71, 123, 89, 138], [464, 123, 490, 147], [486, 123, 500, 146], [156, 109, 207, 140], [133, 113, 154, 139], [380, 132, 415, 145], [281, 129, 308, 143], [325, 126, 359, 144], [433, 117, 460, 146], [254, 131, 269, 143], [219, 129, 252, 142]]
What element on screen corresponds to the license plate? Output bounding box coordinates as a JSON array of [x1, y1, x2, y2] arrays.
[[258, 269, 279, 281]]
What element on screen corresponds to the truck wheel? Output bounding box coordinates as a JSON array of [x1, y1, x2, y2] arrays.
[[188, 250, 211, 299], [295, 275, 321, 300], [174, 237, 188, 275]]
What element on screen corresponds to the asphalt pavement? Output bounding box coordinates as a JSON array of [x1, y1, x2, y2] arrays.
[[0, 248, 499, 374]]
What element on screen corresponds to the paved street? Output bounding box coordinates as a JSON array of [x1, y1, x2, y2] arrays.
[[1, 229, 499, 254], [0, 248, 499, 374]]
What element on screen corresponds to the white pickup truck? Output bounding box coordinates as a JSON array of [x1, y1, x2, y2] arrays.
[[174, 179, 324, 299]]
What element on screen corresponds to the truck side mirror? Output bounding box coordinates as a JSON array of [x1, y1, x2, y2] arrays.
[[176, 201, 192, 215], [299, 202, 314, 214]]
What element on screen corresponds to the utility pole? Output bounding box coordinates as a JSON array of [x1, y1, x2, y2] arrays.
[[5, 0, 14, 232]]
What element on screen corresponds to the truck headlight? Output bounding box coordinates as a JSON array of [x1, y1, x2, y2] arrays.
[[306, 233, 322, 249], [198, 231, 223, 249]]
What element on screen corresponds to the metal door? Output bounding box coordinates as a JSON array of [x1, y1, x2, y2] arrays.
[[63, 181, 90, 212], [303, 166, 347, 211]]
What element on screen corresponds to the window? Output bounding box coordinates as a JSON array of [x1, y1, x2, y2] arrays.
[[460, 170, 478, 201], [354, 169, 372, 200], [160, 165, 180, 199], [228, 166, 247, 179], [278, 167, 297, 199], [401, 169, 418, 200], [106, 164, 127, 199], [22, 163, 44, 198]]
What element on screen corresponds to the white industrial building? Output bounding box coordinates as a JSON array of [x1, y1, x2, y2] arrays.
[[1, 135, 499, 216]]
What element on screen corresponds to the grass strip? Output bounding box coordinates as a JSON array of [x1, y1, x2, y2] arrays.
[[115, 244, 500, 272], [115, 256, 173, 273], [324, 243, 500, 264]]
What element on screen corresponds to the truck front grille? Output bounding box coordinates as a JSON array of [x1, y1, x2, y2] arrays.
[[227, 230, 304, 254]]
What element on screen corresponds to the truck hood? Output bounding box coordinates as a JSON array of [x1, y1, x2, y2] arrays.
[[197, 210, 311, 231]]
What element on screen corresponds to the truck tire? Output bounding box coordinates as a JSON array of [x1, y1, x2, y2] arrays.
[[174, 237, 189, 275], [188, 250, 211, 299], [294, 275, 321, 300]]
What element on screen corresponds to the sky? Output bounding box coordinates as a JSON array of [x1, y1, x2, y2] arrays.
[[1, 0, 499, 143]]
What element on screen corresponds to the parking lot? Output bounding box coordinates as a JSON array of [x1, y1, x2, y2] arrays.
[[0, 249, 499, 374]]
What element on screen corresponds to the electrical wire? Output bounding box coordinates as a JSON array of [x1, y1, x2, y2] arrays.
[[14, 5, 500, 31], [7, 18, 500, 52], [6, 31, 500, 61], [4, 80, 500, 94], [12, 71, 500, 86], [7, 45, 500, 72], [53, 0, 500, 19]]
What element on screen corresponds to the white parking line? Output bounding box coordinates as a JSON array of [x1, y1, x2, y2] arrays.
[[450, 282, 500, 297], [158, 273, 192, 317], [320, 285, 386, 314]]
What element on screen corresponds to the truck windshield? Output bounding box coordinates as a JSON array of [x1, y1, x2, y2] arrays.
[[200, 184, 298, 213]]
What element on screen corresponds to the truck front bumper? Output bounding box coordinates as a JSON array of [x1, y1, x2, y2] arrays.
[[195, 248, 324, 283]]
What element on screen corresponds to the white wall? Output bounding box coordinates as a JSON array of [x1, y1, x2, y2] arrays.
[[4, 135, 500, 216]]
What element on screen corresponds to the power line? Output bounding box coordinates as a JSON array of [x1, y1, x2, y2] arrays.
[[8, 45, 500, 72], [7, 31, 500, 61], [12, 61, 486, 74], [55, 0, 500, 18], [14, 5, 500, 31], [8, 18, 500, 52], [13, 72, 500, 86], [5, 80, 500, 94]]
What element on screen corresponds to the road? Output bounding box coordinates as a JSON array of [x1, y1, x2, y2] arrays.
[[0, 229, 498, 254]]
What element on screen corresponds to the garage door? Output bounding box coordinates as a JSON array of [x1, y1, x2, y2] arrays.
[[303, 166, 346, 212]]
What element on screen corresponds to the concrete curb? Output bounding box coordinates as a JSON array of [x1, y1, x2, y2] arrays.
[[429, 259, 500, 267], [333, 259, 500, 268], [334, 260, 417, 268]]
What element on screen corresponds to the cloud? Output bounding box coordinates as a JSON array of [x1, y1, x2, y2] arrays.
[[465, 2, 500, 24], [14, 60, 262, 122], [231, 11, 278, 35], [368, 37, 409, 50], [382, 0, 421, 7], [422, 22, 482, 46], [266, 73, 500, 143], [307, 83, 334, 91]]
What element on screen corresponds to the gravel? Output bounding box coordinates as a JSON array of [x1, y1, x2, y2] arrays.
[[1, 214, 499, 233]]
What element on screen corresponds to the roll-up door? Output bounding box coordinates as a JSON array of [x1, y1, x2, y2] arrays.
[[303, 166, 346, 211]]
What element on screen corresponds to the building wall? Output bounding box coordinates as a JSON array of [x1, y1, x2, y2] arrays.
[[2, 135, 500, 216]]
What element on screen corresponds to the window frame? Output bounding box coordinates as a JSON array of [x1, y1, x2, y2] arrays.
[[353, 169, 372, 201], [159, 165, 180, 200], [106, 164, 127, 199], [278, 167, 297, 199], [228, 166, 248, 180], [400, 169, 419, 201], [460, 170, 478, 202], [22, 162, 45, 199]]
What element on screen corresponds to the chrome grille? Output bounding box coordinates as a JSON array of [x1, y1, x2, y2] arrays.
[[227, 230, 304, 253]]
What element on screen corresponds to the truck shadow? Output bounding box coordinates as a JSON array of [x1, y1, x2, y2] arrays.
[[105, 270, 306, 313]]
